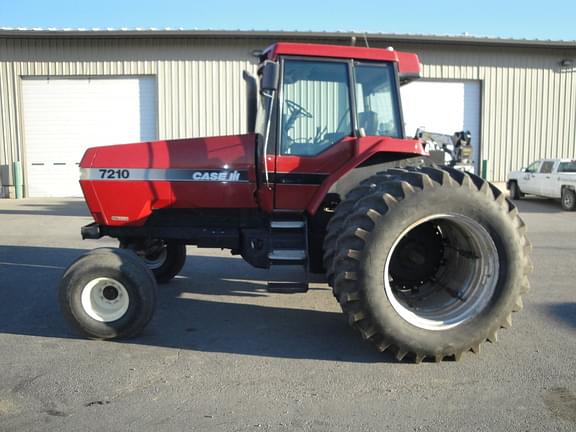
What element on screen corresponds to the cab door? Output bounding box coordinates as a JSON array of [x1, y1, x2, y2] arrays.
[[540, 160, 559, 197], [272, 58, 404, 210], [273, 59, 355, 209], [518, 161, 542, 195]]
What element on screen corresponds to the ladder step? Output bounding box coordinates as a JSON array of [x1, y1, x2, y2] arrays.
[[267, 281, 309, 293], [270, 220, 305, 229], [268, 249, 306, 261]]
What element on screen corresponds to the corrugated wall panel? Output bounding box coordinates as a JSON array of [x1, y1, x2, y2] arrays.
[[0, 36, 575, 196]]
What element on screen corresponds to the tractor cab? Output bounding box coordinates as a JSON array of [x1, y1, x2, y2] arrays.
[[245, 43, 424, 212]]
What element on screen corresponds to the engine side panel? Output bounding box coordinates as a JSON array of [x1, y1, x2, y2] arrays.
[[80, 134, 258, 226]]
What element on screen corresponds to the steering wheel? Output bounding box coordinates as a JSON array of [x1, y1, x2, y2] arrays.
[[286, 99, 313, 119]]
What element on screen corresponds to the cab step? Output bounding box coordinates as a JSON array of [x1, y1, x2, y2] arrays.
[[268, 249, 306, 264], [267, 281, 309, 293], [267, 213, 309, 293]]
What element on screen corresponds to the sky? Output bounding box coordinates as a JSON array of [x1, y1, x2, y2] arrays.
[[0, 0, 575, 41]]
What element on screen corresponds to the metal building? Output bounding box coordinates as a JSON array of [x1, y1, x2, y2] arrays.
[[0, 29, 575, 197]]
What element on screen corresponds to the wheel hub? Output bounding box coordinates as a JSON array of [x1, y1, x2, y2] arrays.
[[389, 223, 444, 292], [81, 277, 130, 322], [102, 285, 119, 301], [384, 214, 499, 331]]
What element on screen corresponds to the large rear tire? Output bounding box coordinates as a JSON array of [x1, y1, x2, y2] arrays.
[[323, 174, 394, 284], [58, 248, 157, 339], [327, 167, 531, 362]]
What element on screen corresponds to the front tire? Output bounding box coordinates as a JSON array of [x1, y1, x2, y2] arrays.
[[120, 240, 187, 283], [509, 181, 524, 200], [58, 248, 157, 340], [327, 167, 531, 362], [561, 188, 576, 211]]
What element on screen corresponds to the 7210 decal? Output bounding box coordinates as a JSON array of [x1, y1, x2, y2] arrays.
[[99, 169, 130, 179]]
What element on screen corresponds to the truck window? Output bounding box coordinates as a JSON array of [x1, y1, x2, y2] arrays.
[[539, 161, 555, 174], [558, 161, 576, 173], [280, 60, 352, 156], [354, 63, 401, 138], [525, 161, 540, 173]]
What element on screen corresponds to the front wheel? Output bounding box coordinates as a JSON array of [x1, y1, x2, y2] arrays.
[[120, 240, 187, 283], [58, 248, 157, 339], [561, 188, 576, 211], [509, 181, 524, 200], [328, 167, 532, 362]]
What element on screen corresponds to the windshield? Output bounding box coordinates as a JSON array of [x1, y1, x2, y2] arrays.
[[280, 60, 352, 156]]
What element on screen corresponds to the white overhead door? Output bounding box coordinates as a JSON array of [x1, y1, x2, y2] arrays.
[[22, 77, 157, 197], [401, 80, 481, 171]]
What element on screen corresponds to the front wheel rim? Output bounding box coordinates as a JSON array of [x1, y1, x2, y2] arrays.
[[81, 277, 130, 322], [563, 192, 574, 208], [384, 214, 500, 331]]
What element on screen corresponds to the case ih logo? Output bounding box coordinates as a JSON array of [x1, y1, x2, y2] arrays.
[[80, 168, 248, 182], [191, 170, 242, 182]]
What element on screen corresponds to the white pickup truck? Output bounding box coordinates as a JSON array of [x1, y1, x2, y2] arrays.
[[507, 159, 576, 211]]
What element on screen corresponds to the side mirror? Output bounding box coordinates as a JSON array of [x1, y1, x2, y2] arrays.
[[261, 61, 279, 91]]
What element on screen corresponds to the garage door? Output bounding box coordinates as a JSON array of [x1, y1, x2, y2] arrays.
[[22, 77, 157, 197], [401, 80, 481, 172]]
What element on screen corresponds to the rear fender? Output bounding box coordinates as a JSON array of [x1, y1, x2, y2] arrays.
[[306, 137, 427, 215]]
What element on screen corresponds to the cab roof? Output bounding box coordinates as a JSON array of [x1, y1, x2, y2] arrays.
[[264, 42, 420, 82]]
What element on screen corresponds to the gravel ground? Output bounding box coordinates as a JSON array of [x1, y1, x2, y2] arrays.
[[0, 196, 574, 431]]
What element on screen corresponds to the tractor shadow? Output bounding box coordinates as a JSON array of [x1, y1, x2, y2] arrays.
[[0, 198, 91, 217], [543, 303, 576, 331], [0, 245, 389, 363]]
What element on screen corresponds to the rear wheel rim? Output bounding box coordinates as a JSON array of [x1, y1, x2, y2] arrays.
[[81, 277, 130, 322], [384, 214, 499, 331]]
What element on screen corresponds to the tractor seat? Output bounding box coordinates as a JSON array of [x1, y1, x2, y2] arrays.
[[358, 111, 379, 136]]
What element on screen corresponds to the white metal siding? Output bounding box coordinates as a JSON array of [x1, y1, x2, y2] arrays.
[[21, 77, 156, 197], [1, 36, 576, 188]]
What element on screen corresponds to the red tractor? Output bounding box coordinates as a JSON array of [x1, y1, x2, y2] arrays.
[[59, 43, 531, 362]]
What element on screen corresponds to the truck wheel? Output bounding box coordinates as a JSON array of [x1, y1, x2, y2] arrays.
[[328, 167, 531, 362], [561, 188, 576, 211], [509, 181, 524, 200], [58, 248, 157, 340], [120, 240, 187, 283]]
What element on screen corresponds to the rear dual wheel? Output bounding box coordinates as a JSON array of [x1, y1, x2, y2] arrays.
[[326, 167, 532, 362]]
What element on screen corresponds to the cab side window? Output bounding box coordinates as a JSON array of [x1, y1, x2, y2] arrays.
[[354, 63, 401, 138], [281, 60, 352, 156]]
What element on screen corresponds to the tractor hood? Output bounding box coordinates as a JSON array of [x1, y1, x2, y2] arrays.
[[79, 134, 258, 226]]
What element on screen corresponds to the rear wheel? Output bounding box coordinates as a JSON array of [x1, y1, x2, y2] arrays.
[[120, 240, 187, 283], [327, 167, 531, 362], [561, 188, 576, 211], [323, 174, 393, 283], [58, 248, 157, 339]]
